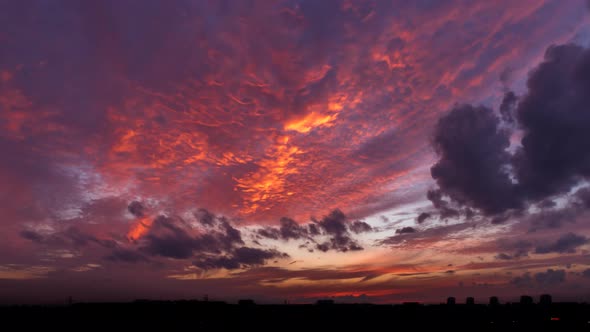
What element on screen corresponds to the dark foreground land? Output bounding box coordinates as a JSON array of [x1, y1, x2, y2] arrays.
[[2, 300, 590, 331]]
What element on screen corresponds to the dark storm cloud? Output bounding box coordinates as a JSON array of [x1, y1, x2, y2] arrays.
[[193, 247, 288, 271], [127, 201, 145, 218], [315, 209, 364, 252], [125, 210, 289, 270], [430, 105, 518, 215], [395, 227, 417, 234], [583, 268, 590, 278], [141, 216, 201, 259], [573, 187, 590, 208], [349, 220, 373, 234], [256, 209, 369, 252], [279, 217, 309, 240], [528, 207, 580, 231], [140, 214, 245, 259], [514, 44, 590, 200], [256, 227, 281, 240], [499, 91, 517, 123], [534, 233, 588, 254], [428, 44, 590, 218], [426, 189, 459, 219], [194, 208, 216, 226], [416, 212, 431, 224]]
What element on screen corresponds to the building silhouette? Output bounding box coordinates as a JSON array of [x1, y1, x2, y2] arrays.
[[540, 294, 552, 305], [238, 299, 255, 306], [465, 297, 475, 305], [489, 296, 499, 306], [520, 295, 533, 305]]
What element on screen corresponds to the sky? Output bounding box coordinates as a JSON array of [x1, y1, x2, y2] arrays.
[[1, 0, 590, 305]]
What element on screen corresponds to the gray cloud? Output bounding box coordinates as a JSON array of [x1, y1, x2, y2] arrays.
[[193, 247, 288, 270], [428, 43, 590, 227], [534, 233, 588, 254], [534, 269, 566, 285], [127, 201, 145, 218]]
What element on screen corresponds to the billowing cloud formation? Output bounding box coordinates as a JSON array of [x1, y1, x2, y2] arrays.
[[2, 0, 590, 304], [193, 247, 288, 270], [429, 44, 590, 218], [256, 209, 369, 252], [137, 211, 290, 269], [515, 44, 590, 200], [431, 105, 517, 215], [19, 207, 289, 271]]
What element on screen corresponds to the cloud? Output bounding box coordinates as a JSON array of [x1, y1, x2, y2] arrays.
[[256, 227, 281, 240], [19, 230, 43, 243], [141, 216, 203, 259], [510, 272, 533, 288], [426, 189, 459, 219], [534, 233, 588, 254], [499, 91, 517, 123], [416, 212, 431, 224], [428, 43, 590, 219], [20, 226, 115, 249], [582, 268, 590, 278], [528, 207, 581, 232], [2, 0, 590, 303], [315, 209, 364, 252], [279, 217, 309, 240], [127, 201, 145, 218], [430, 104, 519, 215], [380, 222, 474, 248], [256, 209, 369, 252], [193, 247, 288, 270], [104, 248, 148, 263], [534, 269, 565, 285], [514, 44, 590, 200], [349, 220, 373, 234], [495, 253, 514, 260], [509, 269, 566, 288], [194, 208, 216, 226], [494, 240, 532, 260], [140, 214, 246, 259], [395, 227, 416, 234]]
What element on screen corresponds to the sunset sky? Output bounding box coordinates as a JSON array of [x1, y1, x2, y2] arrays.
[[2, 0, 590, 305]]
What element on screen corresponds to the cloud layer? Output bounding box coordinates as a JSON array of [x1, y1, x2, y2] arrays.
[[1, 0, 590, 304]]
